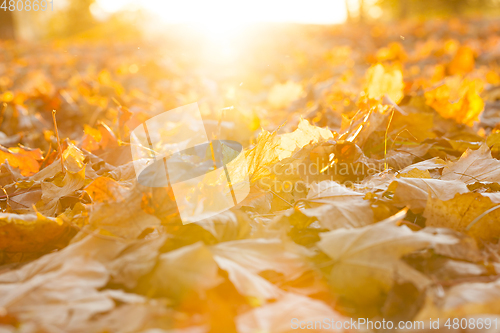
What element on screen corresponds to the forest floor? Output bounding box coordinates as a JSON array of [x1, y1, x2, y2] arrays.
[[1, 19, 500, 332]]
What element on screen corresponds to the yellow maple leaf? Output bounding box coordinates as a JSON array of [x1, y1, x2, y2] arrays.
[[366, 63, 404, 103], [0, 145, 42, 176], [425, 77, 484, 126], [0, 213, 70, 252]]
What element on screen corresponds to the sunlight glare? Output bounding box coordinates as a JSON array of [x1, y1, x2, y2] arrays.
[[95, 0, 347, 63], [96, 0, 347, 29]]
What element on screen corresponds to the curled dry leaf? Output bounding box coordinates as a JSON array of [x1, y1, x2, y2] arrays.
[[230, 119, 333, 184], [317, 217, 457, 305], [391, 178, 469, 213], [441, 144, 500, 184], [416, 279, 500, 322], [424, 192, 500, 241], [236, 293, 348, 333], [145, 242, 222, 299], [85, 176, 128, 203], [0, 212, 71, 252], [0, 145, 42, 177], [38, 167, 86, 216]]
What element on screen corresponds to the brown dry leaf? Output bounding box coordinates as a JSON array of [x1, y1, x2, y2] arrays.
[[146, 242, 222, 299], [0, 232, 166, 333], [0, 256, 114, 332], [424, 192, 500, 241], [441, 144, 500, 184], [416, 280, 500, 322], [0, 213, 71, 252], [236, 293, 348, 333], [211, 238, 312, 280], [399, 157, 447, 174], [0, 162, 24, 187], [366, 63, 404, 103], [391, 178, 469, 213], [106, 235, 166, 289], [389, 110, 436, 143], [87, 188, 162, 239], [5, 19, 500, 332], [84, 297, 178, 333], [423, 227, 485, 263], [303, 181, 373, 229], [38, 168, 86, 216], [384, 144, 432, 170], [0, 145, 42, 176], [193, 210, 252, 242], [212, 254, 283, 300], [300, 201, 374, 230], [317, 215, 456, 305], [210, 239, 315, 300], [235, 185, 273, 213], [306, 180, 365, 200]]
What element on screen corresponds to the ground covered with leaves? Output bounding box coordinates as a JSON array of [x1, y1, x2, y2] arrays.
[[2, 19, 500, 332]]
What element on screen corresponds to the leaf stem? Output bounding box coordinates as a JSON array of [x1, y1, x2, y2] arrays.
[[384, 106, 396, 170], [52, 110, 65, 173], [466, 204, 500, 231], [0, 102, 6, 130]]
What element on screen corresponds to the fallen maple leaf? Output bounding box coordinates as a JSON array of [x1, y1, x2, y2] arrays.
[[416, 280, 500, 322], [441, 144, 500, 184], [145, 242, 222, 299], [0, 212, 71, 252], [424, 192, 500, 241], [0, 145, 42, 177], [229, 119, 333, 184], [85, 176, 128, 203], [303, 181, 374, 229], [448, 45, 475, 76], [366, 63, 404, 104], [390, 178, 469, 213], [317, 213, 456, 305], [38, 168, 86, 216], [236, 293, 348, 333]]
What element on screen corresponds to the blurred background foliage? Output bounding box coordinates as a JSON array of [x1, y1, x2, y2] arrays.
[[2, 0, 500, 41], [375, 0, 500, 21], [1, 0, 145, 41]]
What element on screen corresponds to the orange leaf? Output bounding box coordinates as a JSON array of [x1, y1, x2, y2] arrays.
[[85, 177, 127, 203], [448, 46, 475, 76], [0, 145, 42, 176]]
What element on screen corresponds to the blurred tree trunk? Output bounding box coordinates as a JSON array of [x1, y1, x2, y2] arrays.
[[0, 11, 15, 40], [345, 0, 352, 23], [358, 0, 366, 23], [449, 0, 464, 15], [399, 0, 409, 19]]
